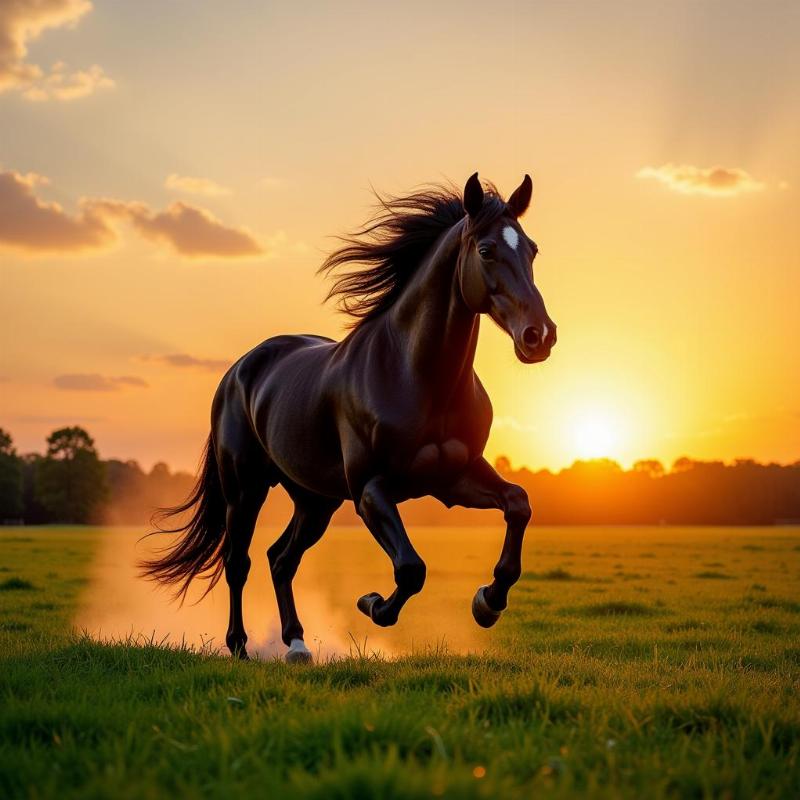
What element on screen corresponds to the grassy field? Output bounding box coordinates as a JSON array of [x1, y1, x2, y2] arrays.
[[1, 525, 798, 799]]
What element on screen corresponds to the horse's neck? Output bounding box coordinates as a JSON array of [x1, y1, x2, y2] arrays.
[[388, 220, 479, 393]]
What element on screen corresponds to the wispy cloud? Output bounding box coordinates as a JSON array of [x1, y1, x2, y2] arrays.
[[493, 416, 539, 433], [23, 61, 113, 101], [141, 353, 231, 372], [53, 374, 148, 392], [0, 167, 265, 259], [165, 174, 232, 197], [92, 199, 263, 258], [0, 1, 113, 101], [636, 163, 765, 196]]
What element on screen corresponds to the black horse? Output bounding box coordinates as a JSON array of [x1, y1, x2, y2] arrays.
[[142, 173, 556, 661]]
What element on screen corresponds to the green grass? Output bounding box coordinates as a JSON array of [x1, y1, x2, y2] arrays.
[[1, 526, 799, 799]]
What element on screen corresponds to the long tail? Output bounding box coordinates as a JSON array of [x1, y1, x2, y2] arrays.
[[139, 435, 227, 603]]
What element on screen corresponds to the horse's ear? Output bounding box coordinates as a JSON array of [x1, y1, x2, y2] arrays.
[[463, 172, 484, 217], [507, 174, 533, 218]]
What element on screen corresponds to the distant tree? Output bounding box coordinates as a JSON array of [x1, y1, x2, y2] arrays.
[[633, 459, 665, 478], [150, 461, 170, 478], [0, 428, 23, 520], [36, 427, 107, 523], [671, 456, 695, 473], [494, 455, 512, 475], [0, 429, 13, 454], [21, 453, 49, 523], [567, 458, 623, 476]]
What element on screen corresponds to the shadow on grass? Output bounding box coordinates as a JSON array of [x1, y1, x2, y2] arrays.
[[0, 577, 38, 591], [562, 601, 660, 618]]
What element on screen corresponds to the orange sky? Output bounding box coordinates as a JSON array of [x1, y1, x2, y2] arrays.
[[1, 1, 799, 472]]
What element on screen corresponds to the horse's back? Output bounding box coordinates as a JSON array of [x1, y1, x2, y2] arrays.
[[214, 335, 334, 437], [231, 334, 333, 393]]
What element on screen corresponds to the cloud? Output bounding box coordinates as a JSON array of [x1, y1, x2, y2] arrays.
[[0, 1, 113, 101], [0, 168, 264, 258], [53, 374, 148, 391], [141, 353, 231, 371], [0, 168, 115, 252], [493, 416, 539, 433], [92, 199, 263, 258], [636, 164, 765, 196], [164, 174, 231, 197], [23, 61, 113, 101]]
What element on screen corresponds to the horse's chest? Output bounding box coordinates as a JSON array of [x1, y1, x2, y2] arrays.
[[404, 406, 488, 478], [408, 437, 471, 477], [372, 378, 491, 480]]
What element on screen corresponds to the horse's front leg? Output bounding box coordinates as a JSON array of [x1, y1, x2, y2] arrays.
[[433, 457, 531, 627], [355, 476, 426, 627]]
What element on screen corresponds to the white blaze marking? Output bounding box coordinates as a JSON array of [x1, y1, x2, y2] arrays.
[[502, 225, 519, 250]]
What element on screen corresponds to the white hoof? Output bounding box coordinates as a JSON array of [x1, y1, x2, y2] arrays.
[[285, 638, 312, 664]]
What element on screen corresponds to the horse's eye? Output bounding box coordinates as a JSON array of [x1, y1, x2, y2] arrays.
[[478, 243, 496, 260]]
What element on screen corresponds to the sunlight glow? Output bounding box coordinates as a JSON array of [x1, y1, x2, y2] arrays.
[[570, 410, 624, 460]]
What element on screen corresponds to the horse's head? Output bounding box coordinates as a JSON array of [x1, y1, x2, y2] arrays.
[[458, 172, 556, 364]]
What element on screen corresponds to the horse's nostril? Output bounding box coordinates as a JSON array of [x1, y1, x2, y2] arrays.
[[521, 326, 540, 350]]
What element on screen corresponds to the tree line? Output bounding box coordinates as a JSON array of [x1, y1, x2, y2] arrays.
[[1, 426, 798, 526], [0, 427, 192, 525]]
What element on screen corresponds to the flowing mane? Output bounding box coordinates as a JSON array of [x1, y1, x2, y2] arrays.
[[320, 182, 508, 326]]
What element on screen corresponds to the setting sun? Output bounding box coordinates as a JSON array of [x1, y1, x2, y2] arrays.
[[569, 410, 626, 461]]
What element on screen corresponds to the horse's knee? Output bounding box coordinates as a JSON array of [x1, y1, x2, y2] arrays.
[[503, 484, 531, 527], [395, 558, 426, 595], [357, 482, 381, 520]]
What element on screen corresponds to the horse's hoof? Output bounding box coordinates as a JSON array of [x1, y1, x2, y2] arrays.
[[472, 585, 502, 628], [357, 592, 383, 620], [356, 592, 397, 628], [229, 643, 249, 660], [356, 592, 383, 619], [285, 638, 312, 664]]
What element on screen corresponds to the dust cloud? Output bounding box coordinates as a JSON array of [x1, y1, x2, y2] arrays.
[[74, 524, 508, 659]]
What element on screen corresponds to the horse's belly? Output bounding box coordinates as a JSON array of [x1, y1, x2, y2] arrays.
[[266, 423, 349, 497]]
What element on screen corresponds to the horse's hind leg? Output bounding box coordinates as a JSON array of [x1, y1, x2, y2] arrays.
[[223, 489, 267, 659], [267, 487, 341, 663], [216, 428, 272, 659]]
